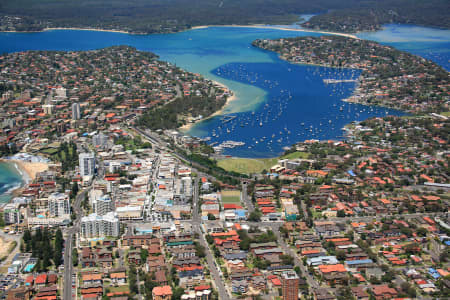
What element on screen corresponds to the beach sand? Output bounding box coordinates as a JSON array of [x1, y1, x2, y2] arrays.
[[0, 236, 14, 258], [0, 159, 49, 183], [179, 80, 237, 132], [13, 160, 49, 182], [190, 24, 359, 39]]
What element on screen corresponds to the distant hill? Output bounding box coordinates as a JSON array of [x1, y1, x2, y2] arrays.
[[0, 0, 448, 33]]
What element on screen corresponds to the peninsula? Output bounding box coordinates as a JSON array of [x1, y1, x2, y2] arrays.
[[0, 0, 448, 34], [253, 36, 449, 113], [0, 46, 230, 139]]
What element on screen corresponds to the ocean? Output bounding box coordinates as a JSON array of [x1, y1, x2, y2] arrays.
[[0, 162, 24, 203]]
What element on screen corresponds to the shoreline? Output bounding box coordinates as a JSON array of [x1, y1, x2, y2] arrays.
[[190, 24, 359, 39], [179, 80, 237, 132], [1, 24, 359, 39], [0, 159, 49, 201]]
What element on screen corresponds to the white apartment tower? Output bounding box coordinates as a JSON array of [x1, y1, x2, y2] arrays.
[[79, 152, 95, 177], [48, 193, 71, 217], [95, 195, 114, 216], [80, 212, 120, 238], [71, 102, 81, 120]]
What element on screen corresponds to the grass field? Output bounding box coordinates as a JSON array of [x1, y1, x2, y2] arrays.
[[221, 190, 241, 204], [217, 151, 310, 175], [281, 151, 310, 160], [217, 157, 278, 175], [108, 285, 130, 293], [441, 111, 450, 117]]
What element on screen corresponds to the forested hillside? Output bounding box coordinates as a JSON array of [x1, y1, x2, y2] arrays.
[[0, 0, 448, 33]]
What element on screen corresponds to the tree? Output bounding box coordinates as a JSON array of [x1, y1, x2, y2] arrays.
[[336, 250, 346, 261], [128, 265, 138, 295], [140, 248, 149, 263], [72, 248, 78, 266], [416, 227, 427, 236], [205, 235, 214, 245], [194, 242, 206, 258], [248, 210, 262, 222], [172, 287, 184, 300], [53, 228, 63, 266], [281, 254, 294, 266], [144, 273, 158, 299], [207, 213, 216, 220]]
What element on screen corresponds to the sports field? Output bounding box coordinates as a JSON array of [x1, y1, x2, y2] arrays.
[[221, 190, 241, 204]]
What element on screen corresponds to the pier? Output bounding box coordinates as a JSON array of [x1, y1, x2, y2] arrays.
[[323, 79, 358, 84]]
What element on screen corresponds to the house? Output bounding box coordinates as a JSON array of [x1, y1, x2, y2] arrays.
[[171, 247, 196, 259], [231, 280, 248, 294], [80, 285, 103, 297], [98, 256, 113, 268], [253, 248, 283, 258], [366, 267, 384, 280], [155, 270, 168, 286], [6, 287, 32, 300], [371, 285, 398, 300], [318, 264, 348, 285], [146, 255, 166, 273], [82, 273, 102, 286], [34, 274, 47, 287], [344, 259, 376, 270], [110, 272, 127, 285], [351, 286, 369, 300], [152, 285, 172, 300], [47, 274, 58, 285], [35, 285, 57, 300], [122, 234, 158, 247], [127, 250, 141, 265], [307, 256, 338, 266], [313, 288, 335, 300]]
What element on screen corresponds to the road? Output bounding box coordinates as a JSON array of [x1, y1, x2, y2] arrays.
[[191, 175, 230, 300], [193, 224, 230, 300], [134, 126, 248, 183], [63, 188, 88, 300], [247, 221, 319, 289], [325, 211, 446, 222], [241, 181, 254, 212]]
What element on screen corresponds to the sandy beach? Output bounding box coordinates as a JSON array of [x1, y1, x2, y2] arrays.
[[190, 24, 359, 39], [0, 236, 13, 258], [0, 159, 49, 183], [179, 80, 237, 132], [2, 24, 359, 39], [13, 160, 49, 182]]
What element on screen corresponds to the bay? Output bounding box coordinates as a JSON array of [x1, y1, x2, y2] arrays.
[[0, 24, 447, 158]]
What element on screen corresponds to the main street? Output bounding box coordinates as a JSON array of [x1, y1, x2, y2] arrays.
[[63, 188, 88, 300], [191, 176, 230, 300]]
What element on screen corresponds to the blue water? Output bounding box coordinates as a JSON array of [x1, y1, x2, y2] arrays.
[[0, 162, 24, 203], [24, 264, 35, 273], [0, 24, 447, 157], [358, 24, 450, 71]]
